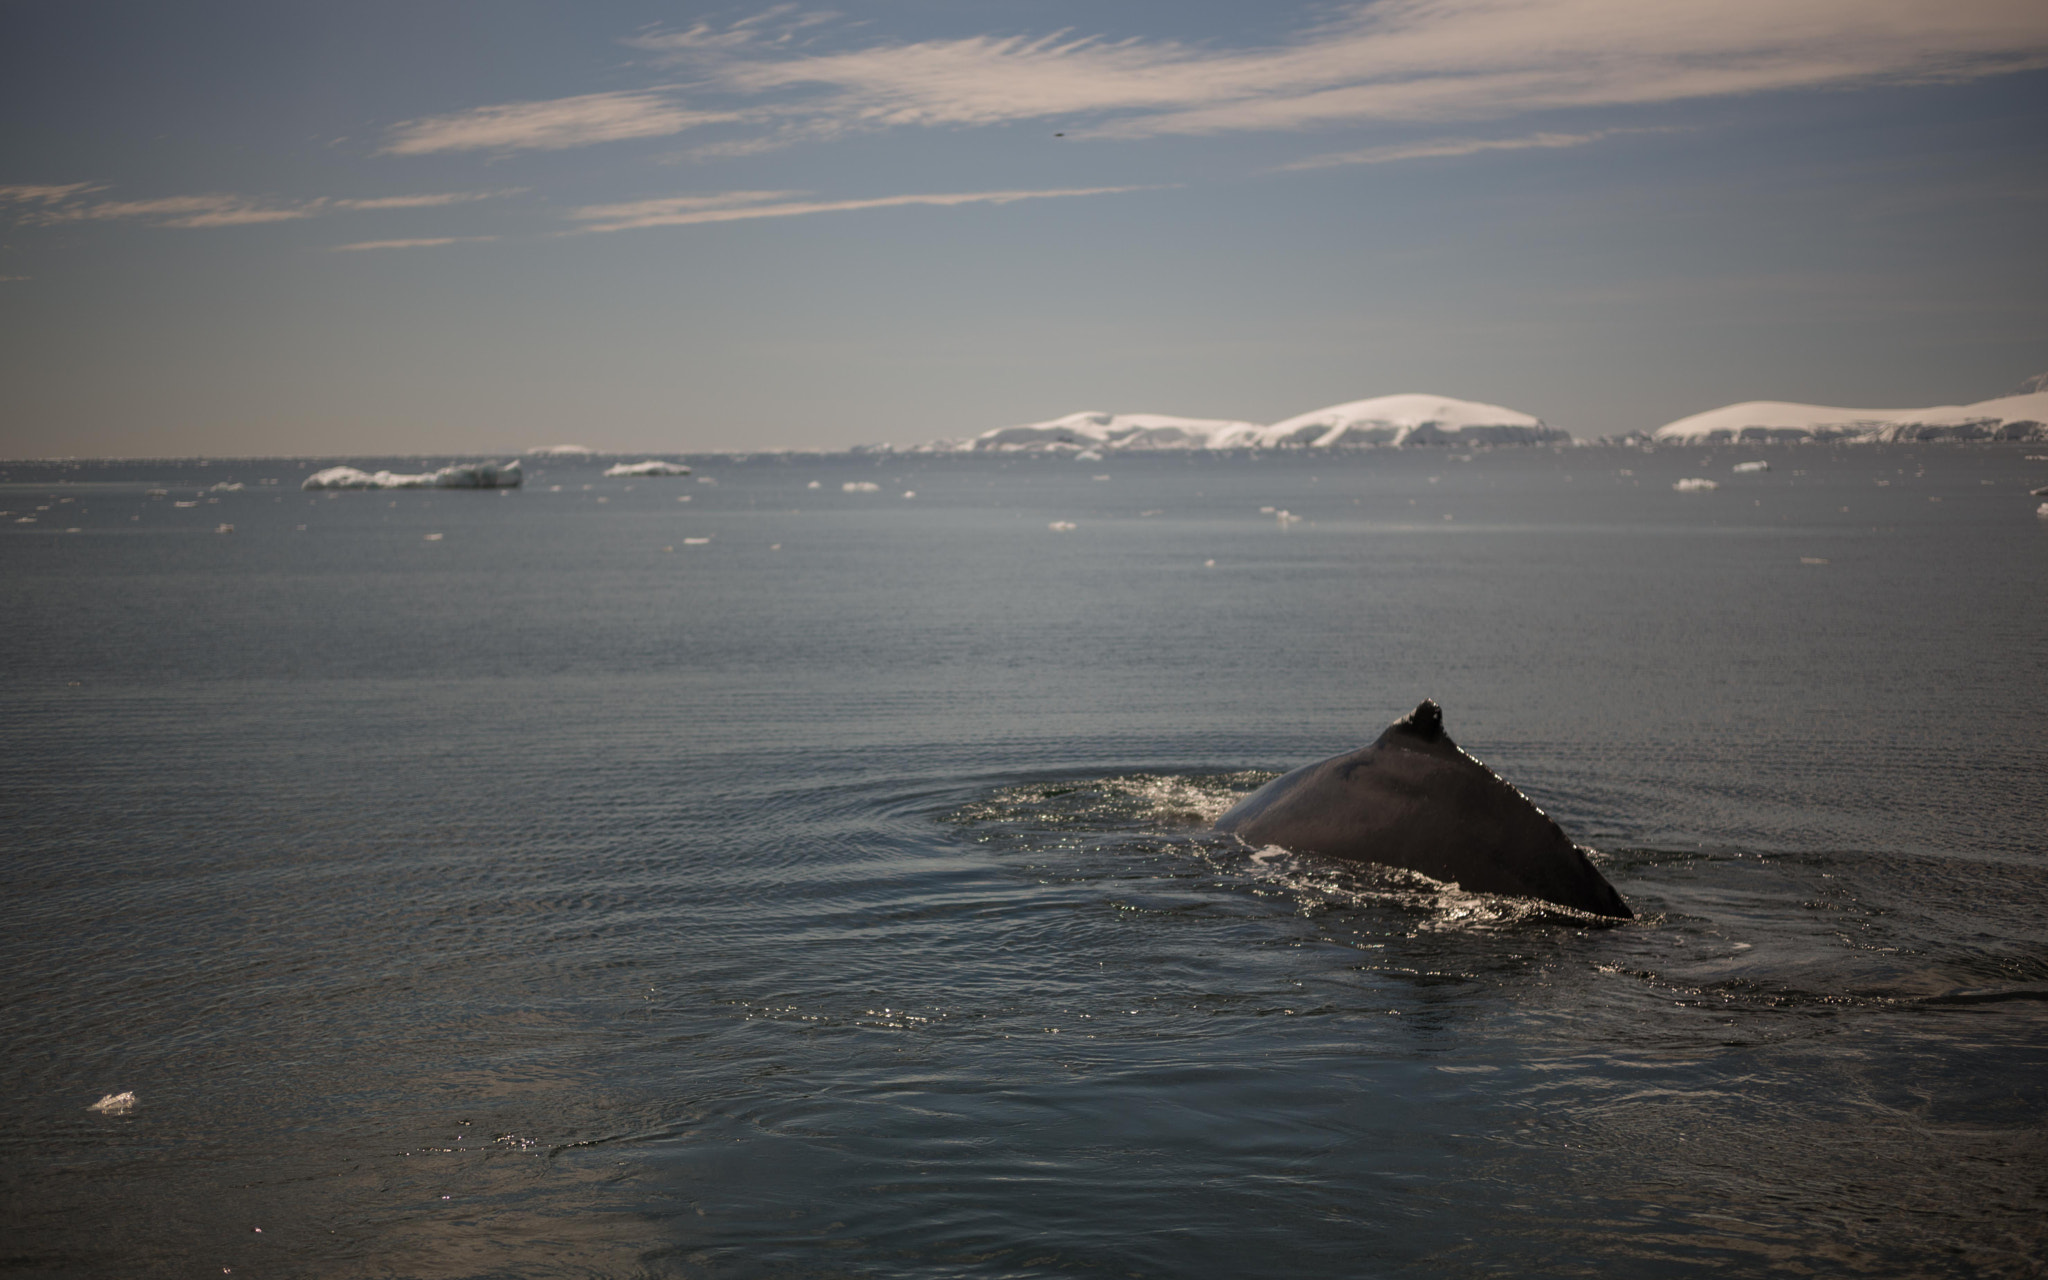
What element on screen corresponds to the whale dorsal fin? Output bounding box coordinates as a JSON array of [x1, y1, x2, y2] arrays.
[[1389, 698, 1445, 743]]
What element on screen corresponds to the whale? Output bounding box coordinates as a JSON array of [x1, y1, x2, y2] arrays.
[[1215, 700, 1632, 919]]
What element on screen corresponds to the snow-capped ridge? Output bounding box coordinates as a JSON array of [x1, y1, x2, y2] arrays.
[[944, 394, 1561, 453], [1653, 393, 2048, 445]]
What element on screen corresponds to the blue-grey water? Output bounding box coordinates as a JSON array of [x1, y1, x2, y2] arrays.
[[3, 445, 2046, 1278]]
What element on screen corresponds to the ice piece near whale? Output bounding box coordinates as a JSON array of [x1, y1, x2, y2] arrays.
[[603, 460, 692, 477], [301, 461, 522, 491]]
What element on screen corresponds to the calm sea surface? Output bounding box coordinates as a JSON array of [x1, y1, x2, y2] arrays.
[[4, 445, 2046, 1278]]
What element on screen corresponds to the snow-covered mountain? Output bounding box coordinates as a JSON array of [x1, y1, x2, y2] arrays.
[[1652, 392, 2048, 445], [930, 394, 1564, 453]]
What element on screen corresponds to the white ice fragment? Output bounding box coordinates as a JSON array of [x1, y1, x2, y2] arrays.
[[173, 500, 198, 508], [1048, 521, 1077, 531], [807, 481, 822, 489], [301, 461, 521, 491], [902, 490, 916, 499], [2038, 503, 2048, 519], [843, 481, 881, 493], [683, 536, 711, 544], [603, 460, 691, 477], [1275, 510, 1302, 526], [89, 1091, 136, 1115], [1673, 478, 1718, 492], [423, 532, 444, 541], [211, 481, 245, 491], [215, 524, 234, 534], [1731, 460, 1769, 473]]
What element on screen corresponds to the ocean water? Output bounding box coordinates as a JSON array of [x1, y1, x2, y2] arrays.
[[3, 445, 2045, 1278]]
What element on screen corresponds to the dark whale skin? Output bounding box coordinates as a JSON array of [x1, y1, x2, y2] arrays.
[[1215, 700, 1632, 919]]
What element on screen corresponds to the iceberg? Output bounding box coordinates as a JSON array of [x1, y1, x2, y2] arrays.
[[302, 461, 523, 491], [1731, 460, 1770, 473], [937, 394, 1565, 453], [603, 460, 692, 477], [1673, 478, 1718, 491], [1652, 393, 2048, 445], [1251, 394, 1565, 448]]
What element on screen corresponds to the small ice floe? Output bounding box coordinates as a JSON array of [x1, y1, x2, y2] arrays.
[[695, 476, 716, 485], [12, 516, 32, 524], [1275, 510, 1302, 526], [530, 444, 592, 457], [173, 500, 199, 508], [1259, 506, 1275, 514], [843, 481, 881, 493], [1091, 474, 1110, 482], [683, 536, 711, 545], [88, 1091, 136, 1115], [1075, 449, 1103, 462], [1673, 478, 1718, 492], [1204, 558, 1216, 567], [1731, 460, 1769, 473], [603, 460, 691, 478], [1801, 556, 1829, 565], [146, 489, 168, 497], [214, 523, 234, 534], [302, 461, 521, 490], [2037, 502, 2048, 519], [423, 532, 444, 541], [1048, 521, 1077, 532], [675, 494, 691, 502], [807, 480, 822, 489], [211, 481, 245, 492], [902, 490, 916, 499]]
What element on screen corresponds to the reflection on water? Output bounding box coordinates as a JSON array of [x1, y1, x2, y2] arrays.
[[2, 446, 2045, 1276]]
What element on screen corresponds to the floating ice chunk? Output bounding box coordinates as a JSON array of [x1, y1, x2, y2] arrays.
[[1049, 521, 1077, 531], [843, 481, 881, 493], [302, 461, 521, 491], [1075, 449, 1103, 461], [2038, 502, 2048, 519], [215, 524, 234, 534], [1275, 510, 1302, 526], [89, 1091, 136, 1115], [807, 481, 822, 489], [902, 490, 916, 498], [1091, 475, 1110, 481], [529, 444, 592, 456], [683, 536, 711, 544], [1731, 460, 1769, 473], [1673, 478, 1719, 492], [12, 516, 32, 523], [695, 476, 716, 485], [423, 532, 444, 541], [603, 460, 691, 477], [174, 500, 198, 508], [1801, 557, 1829, 564], [211, 481, 245, 491]]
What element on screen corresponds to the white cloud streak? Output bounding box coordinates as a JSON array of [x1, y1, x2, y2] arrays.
[[2, 187, 515, 229], [565, 185, 1155, 233], [382, 91, 745, 154], [330, 236, 498, 251], [608, 0, 2048, 149], [1279, 128, 1661, 170]]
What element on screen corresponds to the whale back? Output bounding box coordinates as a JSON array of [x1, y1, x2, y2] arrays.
[[1215, 700, 1632, 919]]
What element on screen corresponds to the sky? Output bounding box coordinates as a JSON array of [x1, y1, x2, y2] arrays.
[[2, 0, 2046, 456]]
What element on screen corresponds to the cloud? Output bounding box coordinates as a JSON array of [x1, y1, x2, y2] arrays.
[[330, 236, 497, 251], [565, 185, 1155, 233], [3, 187, 515, 228], [1279, 128, 1663, 170], [620, 0, 2048, 147], [0, 183, 103, 204], [382, 90, 745, 154]]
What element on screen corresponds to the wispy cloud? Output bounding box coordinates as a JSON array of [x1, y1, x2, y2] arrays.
[[611, 0, 2048, 150], [382, 91, 746, 155], [0, 183, 104, 204], [565, 185, 1155, 233], [1280, 128, 1663, 171], [1, 186, 515, 228], [330, 236, 497, 252]]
